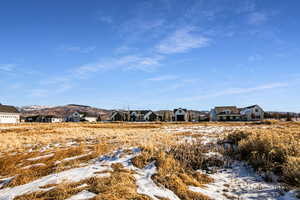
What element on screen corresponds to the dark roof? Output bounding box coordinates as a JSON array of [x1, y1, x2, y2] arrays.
[[130, 110, 151, 115], [83, 112, 99, 117], [242, 105, 259, 109], [173, 108, 187, 112], [0, 105, 19, 113]]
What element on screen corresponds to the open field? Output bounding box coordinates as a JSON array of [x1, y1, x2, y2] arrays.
[[0, 121, 299, 199]]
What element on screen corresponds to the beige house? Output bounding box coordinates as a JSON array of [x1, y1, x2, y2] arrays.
[[210, 105, 264, 121], [0, 104, 20, 124], [210, 106, 241, 121]]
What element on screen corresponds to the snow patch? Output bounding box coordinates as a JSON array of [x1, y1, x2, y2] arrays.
[[22, 163, 46, 169], [134, 161, 180, 200], [65, 190, 96, 200], [55, 153, 92, 165], [27, 153, 54, 161]]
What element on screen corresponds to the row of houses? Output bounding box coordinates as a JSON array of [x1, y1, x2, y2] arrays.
[[25, 111, 100, 123], [111, 106, 264, 122], [111, 108, 195, 122], [0, 103, 265, 124]]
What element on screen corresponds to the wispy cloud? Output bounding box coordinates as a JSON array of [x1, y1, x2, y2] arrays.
[[248, 54, 263, 62], [181, 82, 289, 101], [156, 27, 210, 54], [74, 55, 163, 78], [248, 12, 268, 25], [147, 75, 178, 81], [28, 89, 49, 97], [115, 46, 138, 54], [98, 16, 113, 24], [59, 46, 96, 53], [0, 64, 16, 72]]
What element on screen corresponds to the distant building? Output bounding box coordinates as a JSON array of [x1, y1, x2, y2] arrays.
[[210, 105, 264, 121], [25, 115, 64, 123], [110, 111, 129, 121], [67, 111, 99, 122], [210, 106, 241, 121], [173, 108, 188, 121], [129, 110, 151, 121], [82, 113, 99, 122], [67, 111, 82, 122], [0, 104, 20, 124], [111, 111, 123, 121], [240, 105, 264, 121], [143, 111, 158, 121]]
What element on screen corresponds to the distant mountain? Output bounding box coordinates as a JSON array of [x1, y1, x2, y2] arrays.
[[20, 104, 112, 120], [20, 105, 53, 112]]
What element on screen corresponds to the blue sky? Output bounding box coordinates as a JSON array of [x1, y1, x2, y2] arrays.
[[0, 0, 300, 111]]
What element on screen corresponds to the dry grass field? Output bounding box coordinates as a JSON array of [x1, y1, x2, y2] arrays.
[[0, 121, 299, 199]]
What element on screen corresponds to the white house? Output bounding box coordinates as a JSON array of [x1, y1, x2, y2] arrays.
[[83, 113, 98, 122], [67, 111, 99, 122], [0, 104, 20, 124], [173, 108, 188, 121], [51, 116, 64, 123]]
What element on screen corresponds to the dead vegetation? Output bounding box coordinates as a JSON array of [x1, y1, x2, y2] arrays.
[[132, 143, 214, 200], [223, 122, 300, 188], [0, 143, 111, 188], [1, 121, 300, 199]]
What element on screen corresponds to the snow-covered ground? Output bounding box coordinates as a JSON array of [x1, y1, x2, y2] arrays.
[[0, 125, 298, 200], [165, 125, 299, 200]]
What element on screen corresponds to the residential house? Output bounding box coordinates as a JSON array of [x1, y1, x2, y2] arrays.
[[173, 108, 188, 121], [51, 116, 64, 123], [25, 115, 64, 123], [67, 111, 99, 122], [111, 111, 129, 121], [67, 111, 82, 122], [143, 111, 157, 121], [0, 104, 20, 124], [210, 106, 241, 121], [129, 110, 151, 121], [82, 113, 99, 122], [240, 105, 264, 121], [210, 105, 264, 121]]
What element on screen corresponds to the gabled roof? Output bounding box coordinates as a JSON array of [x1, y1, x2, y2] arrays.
[[0, 105, 20, 113], [144, 111, 157, 118], [130, 110, 151, 115], [173, 108, 187, 113], [111, 111, 122, 118], [241, 105, 259, 109], [83, 112, 99, 118], [214, 106, 240, 114]]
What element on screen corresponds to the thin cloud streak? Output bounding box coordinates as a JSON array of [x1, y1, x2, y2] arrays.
[[74, 55, 164, 78], [180, 82, 289, 101], [59, 46, 96, 53], [147, 75, 178, 81], [156, 26, 210, 54], [0, 64, 16, 72]]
